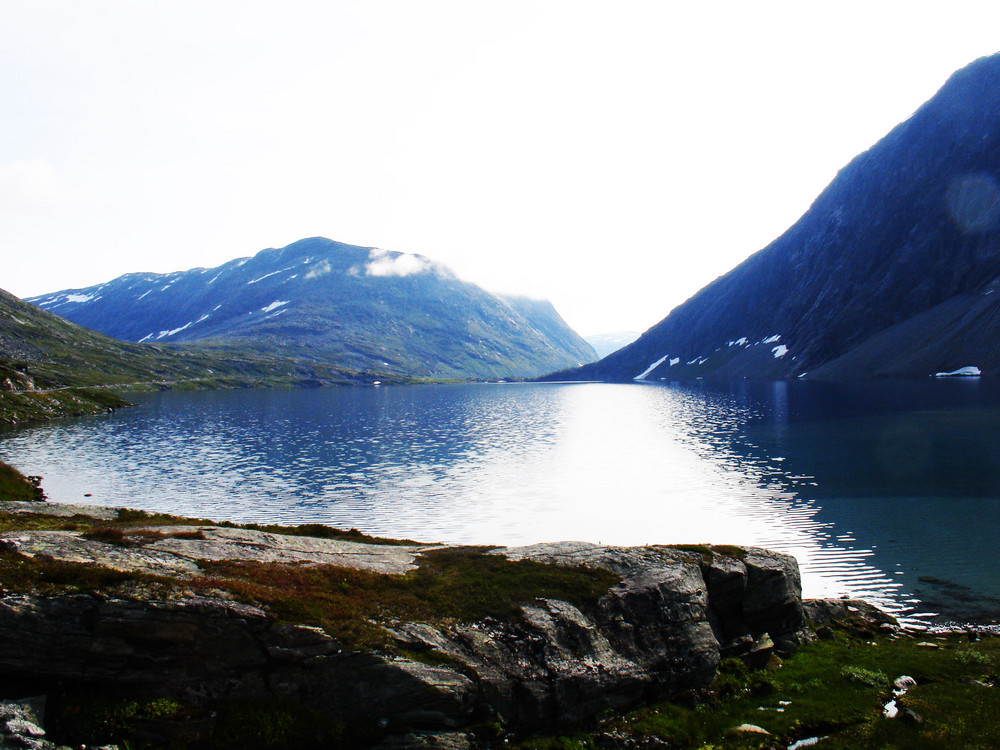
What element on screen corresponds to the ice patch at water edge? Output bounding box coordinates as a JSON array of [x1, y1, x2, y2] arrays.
[[634, 355, 669, 380], [933, 366, 981, 377], [772, 345, 789, 358], [261, 300, 289, 313]]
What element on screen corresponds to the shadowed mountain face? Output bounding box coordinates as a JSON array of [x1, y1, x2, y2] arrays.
[[549, 53, 1000, 383], [30, 238, 596, 380]]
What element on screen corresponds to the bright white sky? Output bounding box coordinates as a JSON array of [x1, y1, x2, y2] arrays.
[[3, 1, 999, 336]]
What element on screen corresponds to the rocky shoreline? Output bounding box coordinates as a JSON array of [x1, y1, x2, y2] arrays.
[[0, 500, 917, 749]]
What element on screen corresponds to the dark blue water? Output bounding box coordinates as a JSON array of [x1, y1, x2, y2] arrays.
[[2, 380, 999, 625]]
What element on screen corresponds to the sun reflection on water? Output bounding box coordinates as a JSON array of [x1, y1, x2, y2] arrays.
[[2, 381, 999, 625]]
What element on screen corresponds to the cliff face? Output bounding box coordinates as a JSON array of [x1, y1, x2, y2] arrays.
[[0, 503, 809, 744]]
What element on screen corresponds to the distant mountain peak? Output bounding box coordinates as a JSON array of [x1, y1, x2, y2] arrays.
[[30, 237, 595, 380]]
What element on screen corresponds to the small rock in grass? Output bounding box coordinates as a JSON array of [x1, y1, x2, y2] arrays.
[[958, 677, 990, 688], [3, 718, 46, 737], [730, 724, 771, 735], [894, 675, 917, 689], [915, 641, 940, 649], [900, 707, 925, 725]]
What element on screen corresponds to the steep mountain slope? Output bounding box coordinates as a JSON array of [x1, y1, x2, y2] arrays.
[[0, 288, 388, 424], [548, 53, 1000, 382], [31, 238, 595, 380]]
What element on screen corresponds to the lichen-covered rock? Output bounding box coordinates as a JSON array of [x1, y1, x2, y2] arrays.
[[0, 528, 811, 737], [804, 598, 899, 631]]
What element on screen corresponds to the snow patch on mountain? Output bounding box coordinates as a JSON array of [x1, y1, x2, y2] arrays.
[[934, 366, 981, 377], [248, 266, 296, 285], [634, 355, 669, 380]]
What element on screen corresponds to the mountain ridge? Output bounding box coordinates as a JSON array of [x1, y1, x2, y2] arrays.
[[546, 53, 1000, 383], [30, 237, 596, 381]]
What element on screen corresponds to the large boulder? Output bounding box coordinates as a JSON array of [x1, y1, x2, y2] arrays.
[[0, 528, 807, 737]]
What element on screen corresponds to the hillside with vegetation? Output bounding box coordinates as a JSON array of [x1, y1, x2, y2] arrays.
[[29, 237, 596, 381], [0, 288, 403, 424]]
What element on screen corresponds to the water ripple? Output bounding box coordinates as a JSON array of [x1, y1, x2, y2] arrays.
[[2, 381, 999, 623]]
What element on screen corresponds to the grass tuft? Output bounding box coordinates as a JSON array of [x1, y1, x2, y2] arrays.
[[0, 461, 46, 502], [195, 546, 619, 647], [81, 526, 207, 547]]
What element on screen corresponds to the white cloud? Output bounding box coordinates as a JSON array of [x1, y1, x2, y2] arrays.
[[365, 248, 432, 278], [304, 260, 332, 279]]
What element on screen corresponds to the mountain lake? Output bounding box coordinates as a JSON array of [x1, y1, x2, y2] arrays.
[[2, 379, 999, 627]]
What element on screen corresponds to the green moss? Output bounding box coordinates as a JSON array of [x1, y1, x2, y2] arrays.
[[46, 693, 205, 750], [0, 547, 176, 597], [841, 665, 891, 688], [0, 461, 45, 502], [229, 521, 423, 547], [520, 627, 1000, 750], [0, 510, 97, 533], [209, 699, 384, 750], [196, 546, 619, 647], [81, 526, 206, 547], [111, 508, 422, 546]]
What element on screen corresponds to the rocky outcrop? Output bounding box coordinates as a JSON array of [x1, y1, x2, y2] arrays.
[[0, 511, 810, 742], [0, 697, 117, 750]]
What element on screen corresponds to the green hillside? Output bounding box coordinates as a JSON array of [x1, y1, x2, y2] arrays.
[[0, 289, 404, 425]]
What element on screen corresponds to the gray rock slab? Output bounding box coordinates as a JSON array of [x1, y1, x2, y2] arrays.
[[0, 525, 429, 577], [0, 501, 118, 520], [147, 526, 427, 573]]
